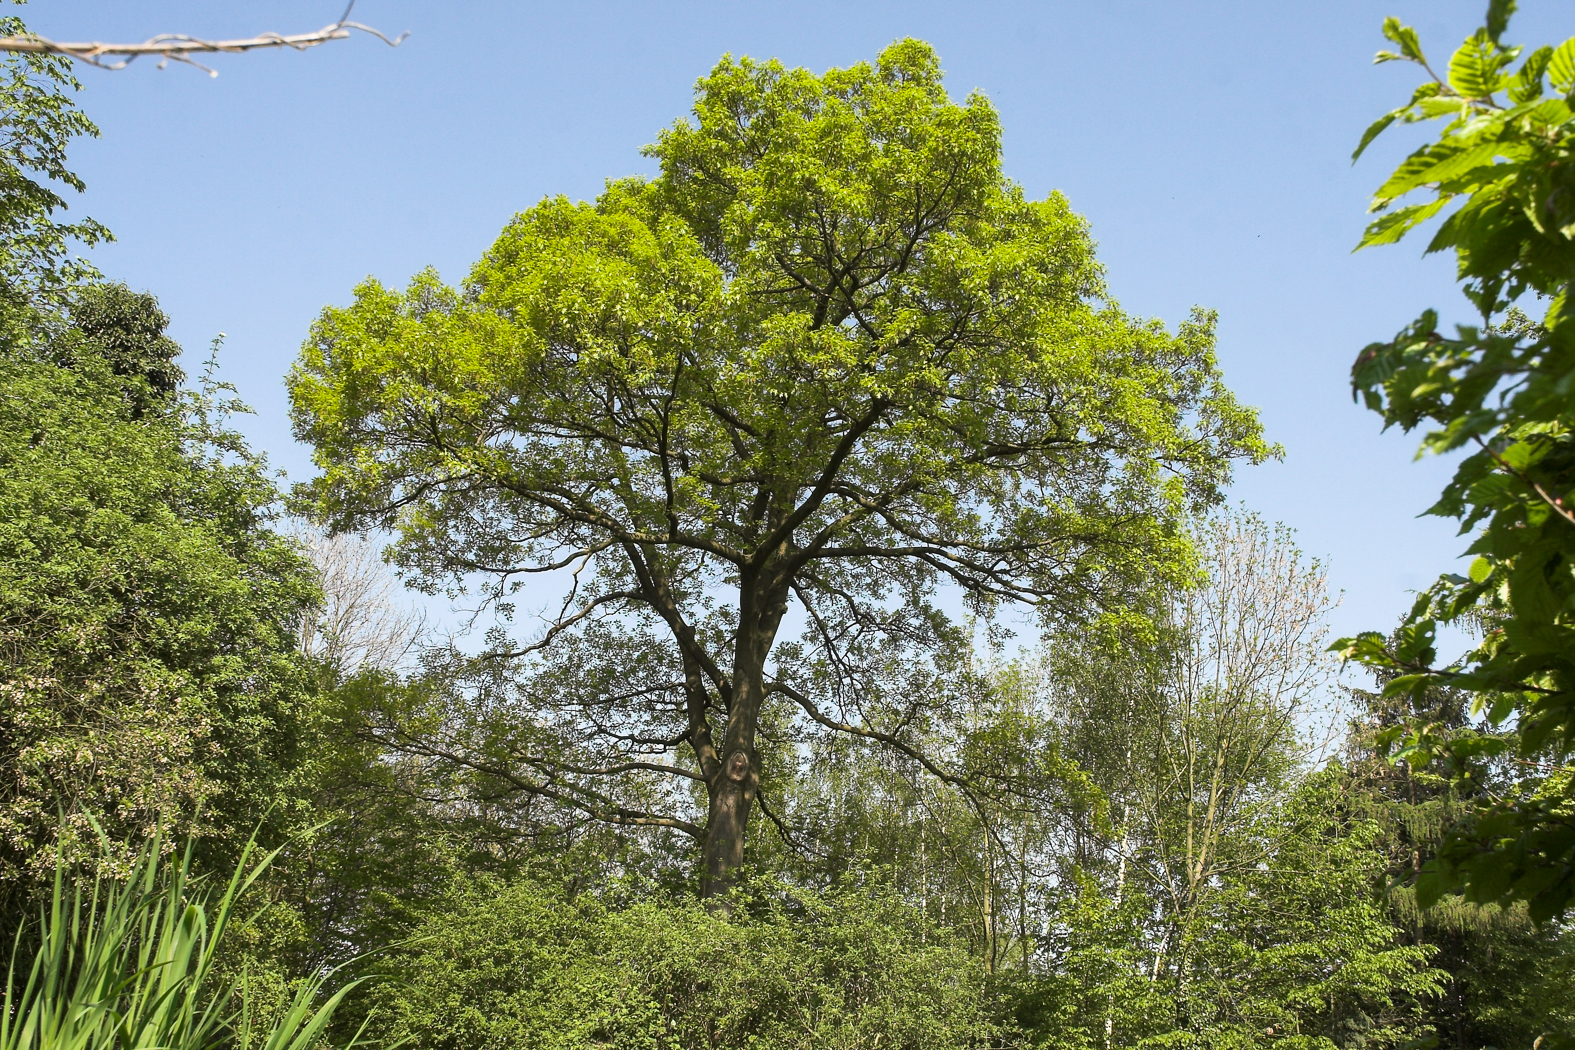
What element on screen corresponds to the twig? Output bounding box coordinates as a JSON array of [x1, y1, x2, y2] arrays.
[[1475, 435, 1575, 527], [0, 15, 408, 77]]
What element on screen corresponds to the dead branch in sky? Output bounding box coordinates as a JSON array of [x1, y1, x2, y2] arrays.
[[0, 5, 407, 77]]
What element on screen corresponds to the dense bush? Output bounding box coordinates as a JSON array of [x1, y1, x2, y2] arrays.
[[371, 877, 993, 1050], [0, 292, 321, 920]]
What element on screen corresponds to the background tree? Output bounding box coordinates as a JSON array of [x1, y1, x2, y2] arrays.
[[1025, 510, 1407, 1047], [1133, 512, 1335, 984], [0, 290, 320, 921], [1336, 2, 1575, 923], [296, 528, 426, 684], [289, 39, 1271, 901]]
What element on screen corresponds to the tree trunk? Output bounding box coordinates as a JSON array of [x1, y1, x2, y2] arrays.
[[698, 575, 787, 908], [701, 753, 757, 907]]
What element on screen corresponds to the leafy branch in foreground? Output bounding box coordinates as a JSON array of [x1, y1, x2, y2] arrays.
[[1334, 0, 1575, 925]]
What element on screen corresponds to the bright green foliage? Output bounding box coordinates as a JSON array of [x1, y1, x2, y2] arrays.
[[0, 296, 321, 918], [1004, 875, 1169, 1049], [1019, 772, 1443, 1050], [369, 876, 990, 1050], [1335, 2, 1575, 922], [1169, 773, 1443, 1049], [2, 828, 363, 1050], [0, 15, 107, 339], [289, 39, 1270, 893], [1343, 672, 1575, 1049]]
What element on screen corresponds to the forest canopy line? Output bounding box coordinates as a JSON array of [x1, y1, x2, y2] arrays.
[[1, 4, 1574, 1050]]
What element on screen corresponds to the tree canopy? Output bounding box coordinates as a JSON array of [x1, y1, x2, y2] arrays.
[[0, 14, 106, 338], [289, 39, 1271, 898]]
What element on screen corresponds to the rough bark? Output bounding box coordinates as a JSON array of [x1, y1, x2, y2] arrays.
[[698, 575, 788, 905]]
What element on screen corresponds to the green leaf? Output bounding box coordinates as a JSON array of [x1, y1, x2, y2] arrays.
[[1392, 619, 1439, 668], [1353, 111, 1398, 161], [1415, 866, 1448, 911], [1508, 552, 1559, 622], [1509, 45, 1551, 103], [1486, 692, 1518, 722], [1522, 96, 1572, 127], [1449, 34, 1498, 99], [1549, 36, 1575, 93], [1330, 630, 1396, 666], [1357, 197, 1450, 247], [1411, 96, 1471, 120], [1383, 17, 1427, 64], [1485, 0, 1516, 45], [1469, 555, 1494, 582], [1376, 141, 1502, 204]]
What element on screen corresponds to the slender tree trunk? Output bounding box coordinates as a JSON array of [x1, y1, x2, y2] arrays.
[[1452, 970, 1467, 1050], [1018, 833, 1029, 969], [920, 812, 928, 944], [982, 833, 997, 974]]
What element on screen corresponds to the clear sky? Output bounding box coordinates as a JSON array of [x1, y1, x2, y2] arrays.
[[27, 0, 1573, 651]]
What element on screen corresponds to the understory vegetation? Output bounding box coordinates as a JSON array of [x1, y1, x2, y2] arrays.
[[3, 4, 1574, 1049]]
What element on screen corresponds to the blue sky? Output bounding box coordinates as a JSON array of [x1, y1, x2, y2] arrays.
[[28, 0, 1572, 650]]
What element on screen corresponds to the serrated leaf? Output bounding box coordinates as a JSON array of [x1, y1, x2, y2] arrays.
[[1508, 552, 1559, 622], [1509, 45, 1551, 103], [1550, 37, 1575, 93], [1383, 17, 1427, 63], [1358, 197, 1450, 247], [1412, 96, 1470, 120], [1374, 142, 1500, 203], [1450, 35, 1498, 98], [1382, 672, 1436, 699], [1353, 111, 1398, 161], [1520, 97, 1571, 127], [1415, 867, 1446, 911], [1486, 0, 1516, 45]]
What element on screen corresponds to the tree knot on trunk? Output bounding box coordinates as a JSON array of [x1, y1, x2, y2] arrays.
[[725, 750, 751, 782]]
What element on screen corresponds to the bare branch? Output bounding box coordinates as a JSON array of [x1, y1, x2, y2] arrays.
[[374, 728, 704, 838], [0, 15, 408, 76]]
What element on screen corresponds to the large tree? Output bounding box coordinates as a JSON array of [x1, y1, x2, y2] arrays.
[[0, 12, 324, 916], [289, 40, 1270, 898]]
